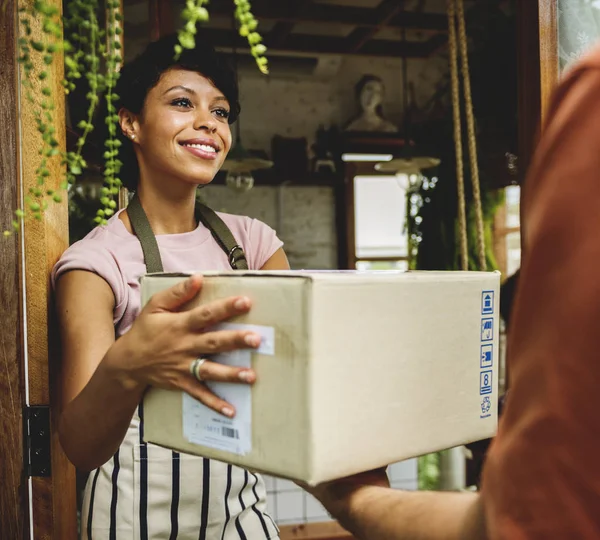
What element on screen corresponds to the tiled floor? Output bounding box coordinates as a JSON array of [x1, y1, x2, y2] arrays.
[[263, 459, 418, 526]]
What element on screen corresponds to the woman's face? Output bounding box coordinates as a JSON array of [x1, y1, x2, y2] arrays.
[[124, 68, 233, 189]]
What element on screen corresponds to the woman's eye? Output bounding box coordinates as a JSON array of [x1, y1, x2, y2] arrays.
[[214, 108, 230, 120], [171, 97, 192, 108]]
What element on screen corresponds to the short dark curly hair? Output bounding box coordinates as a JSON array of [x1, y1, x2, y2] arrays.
[[114, 34, 240, 191]]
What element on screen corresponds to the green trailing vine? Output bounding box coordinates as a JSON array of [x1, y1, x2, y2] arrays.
[[14, 1, 64, 232], [406, 174, 438, 269], [8, 0, 268, 235], [96, 0, 123, 226], [175, 0, 269, 74], [175, 0, 209, 57], [63, 0, 102, 189], [11, 0, 108, 234], [234, 0, 268, 74]]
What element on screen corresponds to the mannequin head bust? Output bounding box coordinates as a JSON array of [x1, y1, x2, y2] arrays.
[[346, 74, 398, 133], [357, 75, 385, 114]]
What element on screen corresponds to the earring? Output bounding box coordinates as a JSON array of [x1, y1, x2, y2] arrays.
[[130, 134, 136, 140]]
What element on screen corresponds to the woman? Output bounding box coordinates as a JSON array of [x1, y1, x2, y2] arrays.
[[52, 34, 288, 539]]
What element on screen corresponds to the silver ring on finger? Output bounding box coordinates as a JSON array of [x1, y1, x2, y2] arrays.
[[189, 358, 207, 382]]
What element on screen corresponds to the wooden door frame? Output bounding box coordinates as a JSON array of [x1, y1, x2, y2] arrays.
[[0, 0, 26, 537], [1, 0, 77, 538], [516, 0, 558, 177], [506, 0, 558, 391], [20, 0, 75, 533], [149, 0, 174, 40]]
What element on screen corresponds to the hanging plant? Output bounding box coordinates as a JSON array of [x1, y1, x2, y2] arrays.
[[174, 0, 269, 73], [7, 0, 268, 235], [96, 0, 123, 226]]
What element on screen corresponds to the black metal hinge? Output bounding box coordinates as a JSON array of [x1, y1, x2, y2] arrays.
[[23, 405, 51, 477]]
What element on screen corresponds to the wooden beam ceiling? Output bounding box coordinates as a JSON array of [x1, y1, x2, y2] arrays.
[[267, 0, 312, 49], [122, 23, 442, 58], [124, 0, 452, 58], [206, 0, 448, 32], [269, 22, 296, 49], [120, 24, 439, 58], [346, 0, 405, 53]]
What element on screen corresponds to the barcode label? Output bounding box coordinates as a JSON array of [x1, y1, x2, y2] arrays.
[[222, 427, 239, 439], [183, 347, 252, 455]]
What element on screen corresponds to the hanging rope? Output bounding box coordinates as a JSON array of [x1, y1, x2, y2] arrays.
[[447, 0, 468, 271], [447, 0, 487, 271]]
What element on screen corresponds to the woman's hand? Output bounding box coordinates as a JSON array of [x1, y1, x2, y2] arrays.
[[105, 274, 260, 417]]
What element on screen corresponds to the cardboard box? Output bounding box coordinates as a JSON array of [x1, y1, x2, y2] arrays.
[[141, 270, 500, 485]]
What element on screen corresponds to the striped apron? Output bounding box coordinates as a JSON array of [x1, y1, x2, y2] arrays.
[[80, 403, 279, 539]]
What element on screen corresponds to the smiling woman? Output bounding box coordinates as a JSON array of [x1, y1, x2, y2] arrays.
[[51, 34, 289, 539], [115, 35, 240, 196], [119, 70, 233, 204]]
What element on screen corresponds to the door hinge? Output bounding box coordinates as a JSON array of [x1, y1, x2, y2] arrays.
[[23, 405, 51, 477]]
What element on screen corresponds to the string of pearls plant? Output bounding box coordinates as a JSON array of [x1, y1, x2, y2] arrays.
[[96, 0, 123, 225], [8, 0, 268, 235], [175, 0, 268, 74]]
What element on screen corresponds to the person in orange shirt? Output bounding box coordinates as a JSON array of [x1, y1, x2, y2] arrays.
[[302, 45, 600, 540]]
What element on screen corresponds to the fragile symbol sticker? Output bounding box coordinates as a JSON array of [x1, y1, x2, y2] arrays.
[[480, 370, 493, 395], [480, 344, 493, 368], [481, 318, 493, 342], [481, 396, 492, 415], [482, 290, 494, 315]]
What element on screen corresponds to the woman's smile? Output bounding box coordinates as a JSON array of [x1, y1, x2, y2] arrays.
[[179, 137, 221, 161]]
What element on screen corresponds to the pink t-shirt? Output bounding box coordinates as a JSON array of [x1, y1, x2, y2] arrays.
[[52, 209, 283, 336]]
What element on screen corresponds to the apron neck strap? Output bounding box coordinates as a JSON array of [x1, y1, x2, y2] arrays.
[[127, 193, 248, 273]]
